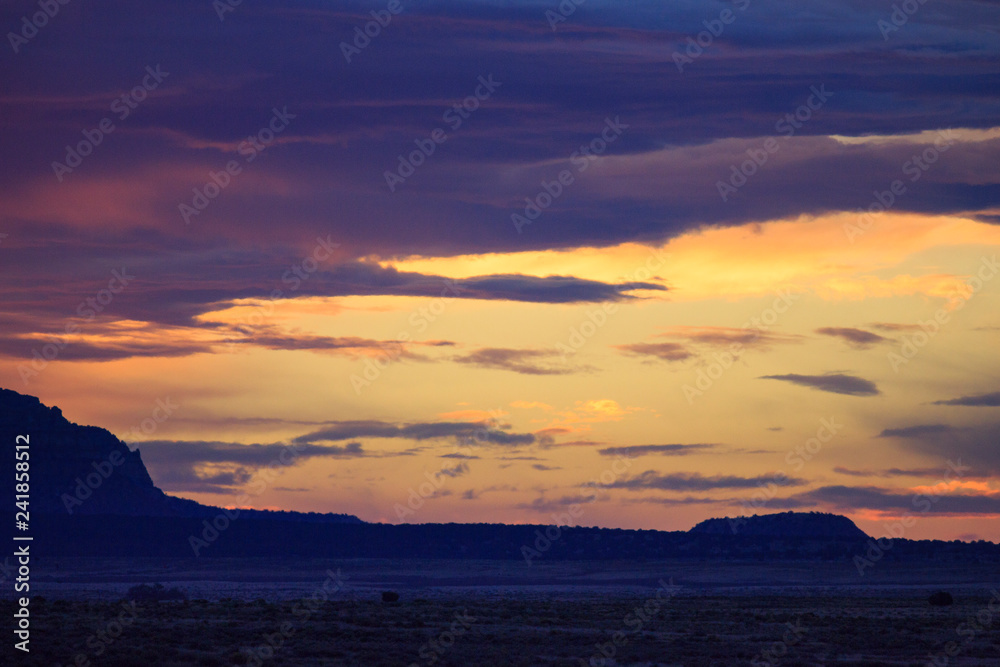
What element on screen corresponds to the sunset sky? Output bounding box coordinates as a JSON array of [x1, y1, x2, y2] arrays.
[[2, 0, 999, 541]]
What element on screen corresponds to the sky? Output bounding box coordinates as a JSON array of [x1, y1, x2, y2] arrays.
[[2, 0, 999, 541]]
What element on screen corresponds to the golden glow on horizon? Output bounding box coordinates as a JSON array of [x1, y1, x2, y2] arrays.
[[4, 213, 999, 540], [829, 126, 1000, 146], [378, 213, 1000, 303], [910, 480, 998, 496]]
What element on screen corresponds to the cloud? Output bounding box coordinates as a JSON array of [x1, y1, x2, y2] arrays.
[[437, 462, 470, 478], [657, 326, 806, 351], [236, 326, 450, 361], [134, 439, 369, 494], [597, 444, 718, 457], [877, 421, 1000, 475], [461, 483, 517, 500], [136, 439, 368, 467], [293, 419, 535, 446], [624, 496, 727, 506], [760, 373, 880, 396], [3, 2, 999, 267], [453, 275, 666, 303], [617, 327, 806, 364], [515, 494, 597, 513], [615, 342, 693, 362], [0, 258, 664, 364], [541, 399, 639, 433], [815, 327, 890, 348], [151, 467, 256, 496], [783, 485, 1000, 516], [603, 471, 807, 491], [452, 347, 587, 375], [878, 424, 955, 438], [3, 0, 1000, 374], [833, 466, 980, 478], [870, 323, 925, 332], [933, 391, 1000, 407]]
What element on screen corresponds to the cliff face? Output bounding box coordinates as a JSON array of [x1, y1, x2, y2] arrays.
[[0, 388, 204, 516], [1, 388, 363, 523]]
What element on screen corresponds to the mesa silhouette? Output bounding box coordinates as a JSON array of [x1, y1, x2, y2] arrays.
[[3, 388, 997, 562]]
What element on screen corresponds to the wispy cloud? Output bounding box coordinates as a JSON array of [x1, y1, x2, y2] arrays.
[[452, 347, 588, 375], [933, 391, 1000, 407], [878, 424, 955, 438], [658, 326, 805, 351], [135, 439, 369, 495], [603, 471, 807, 491], [615, 342, 693, 362], [597, 444, 718, 457], [294, 419, 536, 446], [815, 327, 889, 349], [761, 373, 880, 396], [779, 485, 1000, 516]]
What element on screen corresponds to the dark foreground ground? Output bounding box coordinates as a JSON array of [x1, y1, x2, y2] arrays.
[[3, 559, 999, 666]]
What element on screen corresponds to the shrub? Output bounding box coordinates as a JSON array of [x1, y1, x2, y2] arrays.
[[928, 591, 953, 606], [381, 591, 400, 603]]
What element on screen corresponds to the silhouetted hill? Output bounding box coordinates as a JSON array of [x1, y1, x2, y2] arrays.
[[0, 388, 361, 524], [4, 514, 996, 563], [691, 511, 868, 540], [2, 389, 998, 564]]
